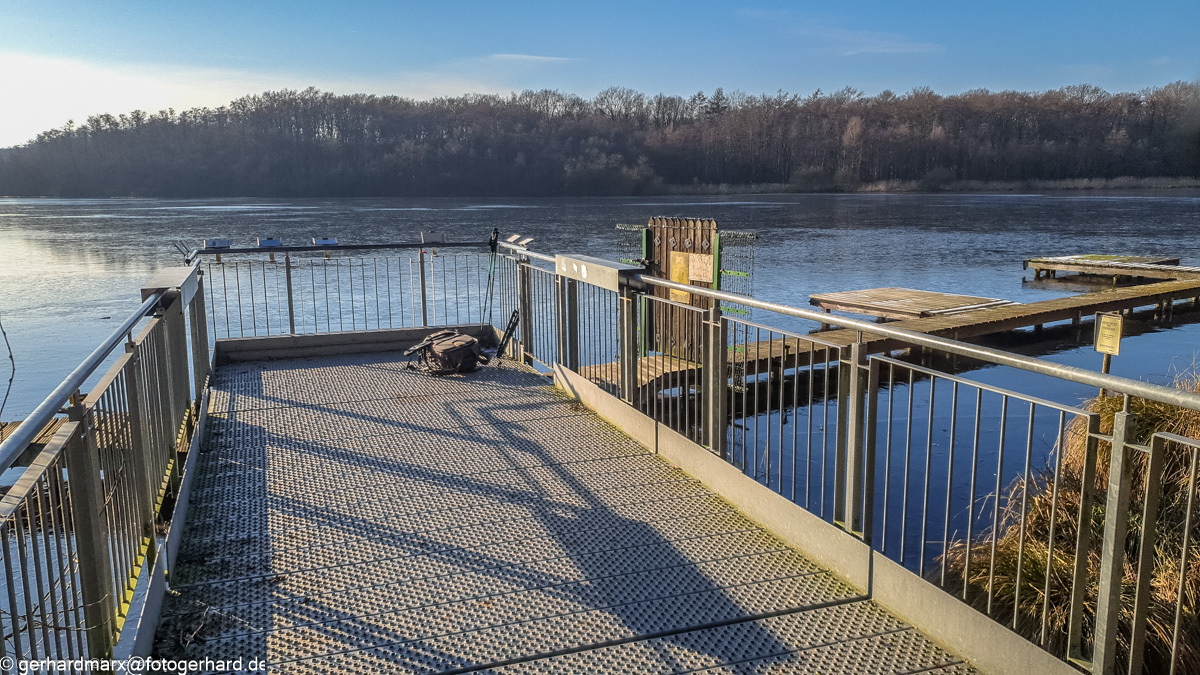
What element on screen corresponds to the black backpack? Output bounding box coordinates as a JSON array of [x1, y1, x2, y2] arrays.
[[405, 330, 489, 375]]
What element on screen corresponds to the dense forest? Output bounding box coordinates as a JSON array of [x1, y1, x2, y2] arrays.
[[1, 82, 1198, 197]]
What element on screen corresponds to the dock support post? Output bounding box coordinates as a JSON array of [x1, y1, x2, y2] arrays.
[[1093, 402, 1137, 675], [418, 248, 429, 327], [516, 260, 533, 364], [701, 304, 728, 458], [835, 341, 869, 533], [284, 253, 296, 334], [619, 285, 639, 406]]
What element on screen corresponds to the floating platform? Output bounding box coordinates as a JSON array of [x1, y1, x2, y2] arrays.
[[1023, 254, 1200, 281], [809, 287, 1018, 322]]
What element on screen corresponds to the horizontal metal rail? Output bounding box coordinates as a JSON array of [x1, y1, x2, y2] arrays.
[[634, 275, 1200, 410], [0, 292, 162, 472], [187, 239, 487, 262], [501, 239, 1200, 408]]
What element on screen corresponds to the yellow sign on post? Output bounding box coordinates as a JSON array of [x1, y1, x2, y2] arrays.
[[669, 251, 691, 303], [1094, 312, 1123, 356]]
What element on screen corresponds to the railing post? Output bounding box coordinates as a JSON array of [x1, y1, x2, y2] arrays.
[[189, 274, 211, 401], [120, 353, 156, 528], [556, 276, 580, 370], [161, 297, 190, 438], [284, 253, 296, 334], [517, 259, 534, 364], [619, 285, 640, 405], [835, 342, 869, 532], [62, 410, 116, 658], [1093, 400, 1137, 675], [702, 304, 728, 458], [418, 248, 429, 327], [1068, 413, 1103, 664], [1126, 435, 1166, 675], [860, 358, 882, 545]]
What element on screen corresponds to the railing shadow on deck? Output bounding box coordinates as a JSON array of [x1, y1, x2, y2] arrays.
[[153, 362, 810, 671]]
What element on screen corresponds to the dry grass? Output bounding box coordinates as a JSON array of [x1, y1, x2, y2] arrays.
[[939, 373, 1200, 674]]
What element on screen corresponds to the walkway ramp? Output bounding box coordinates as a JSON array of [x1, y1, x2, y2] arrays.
[[154, 352, 972, 673]]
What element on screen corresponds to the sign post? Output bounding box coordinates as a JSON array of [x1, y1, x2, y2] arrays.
[[1094, 311, 1123, 395]]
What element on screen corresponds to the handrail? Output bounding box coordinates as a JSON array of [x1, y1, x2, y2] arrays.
[[0, 292, 163, 471], [187, 239, 486, 263], [637, 274, 1200, 410], [496, 240, 1200, 410]]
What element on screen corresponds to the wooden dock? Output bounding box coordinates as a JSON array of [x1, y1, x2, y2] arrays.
[[1023, 254, 1200, 281], [809, 287, 1018, 322], [0, 419, 66, 457], [582, 277, 1200, 392]]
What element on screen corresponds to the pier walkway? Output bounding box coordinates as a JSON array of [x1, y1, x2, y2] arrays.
[[153, 352, 971, 673]]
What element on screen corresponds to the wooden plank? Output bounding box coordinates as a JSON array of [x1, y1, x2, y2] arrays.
[[809, 287, 1017, 320], [1023, 254, 1200, 281], [0, 418, 66, 446]]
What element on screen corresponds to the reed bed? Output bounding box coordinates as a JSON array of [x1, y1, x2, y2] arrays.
[[940, 373, 1200, 674]]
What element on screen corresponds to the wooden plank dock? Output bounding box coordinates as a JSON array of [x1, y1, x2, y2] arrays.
[[809, 287, 1018, 322], [582, 277, 1200, 392], [1023, 254, 1200, 281]]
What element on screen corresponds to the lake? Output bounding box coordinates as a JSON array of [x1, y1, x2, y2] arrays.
[[2, 192, 1200, 420]]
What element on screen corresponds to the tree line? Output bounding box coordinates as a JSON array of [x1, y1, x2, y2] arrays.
[[1, 82, 1197, 197]]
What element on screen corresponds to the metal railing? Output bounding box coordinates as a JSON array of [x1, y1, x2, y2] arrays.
[[0, 268, 207, 659], [499, 242, 1200, 675], [8, 238, 1192, 671], [201, 250, 498, 340]]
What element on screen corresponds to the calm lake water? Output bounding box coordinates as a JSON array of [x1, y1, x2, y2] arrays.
[[2, 192, 1200, 419]]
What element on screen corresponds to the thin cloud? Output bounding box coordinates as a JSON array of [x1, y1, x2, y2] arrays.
[[738, 10, 943, 57], [843, 40, 943, 56], [488, 53, 575, 63]]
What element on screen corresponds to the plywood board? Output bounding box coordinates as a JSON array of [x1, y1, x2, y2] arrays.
[[689, 253, 714, 283]]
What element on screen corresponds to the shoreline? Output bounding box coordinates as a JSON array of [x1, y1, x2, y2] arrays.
[[659, 175, 1200, 196], [3, 177, 1200, 201]]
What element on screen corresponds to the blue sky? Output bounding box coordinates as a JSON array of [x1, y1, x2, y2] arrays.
[[1, 0, 1197, 147]]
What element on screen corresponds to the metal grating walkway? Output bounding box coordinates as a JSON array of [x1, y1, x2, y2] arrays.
[[153, 353, 974, 673]]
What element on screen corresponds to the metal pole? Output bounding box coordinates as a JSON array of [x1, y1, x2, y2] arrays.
[[120, 354, 155, 528], [517, 260, 534, 364], [833, 346, 854, 526], [619, 286, 639, 405], [284, 253, 296, 334], [61, 418, 116, 658], [840, 342, 869, 534], [189, 276, 211, 402], [704, 304, 728, 458], [1093, 401, 1136, 675], [555, 276, 580, 371], [418, 248, 429, 327]]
